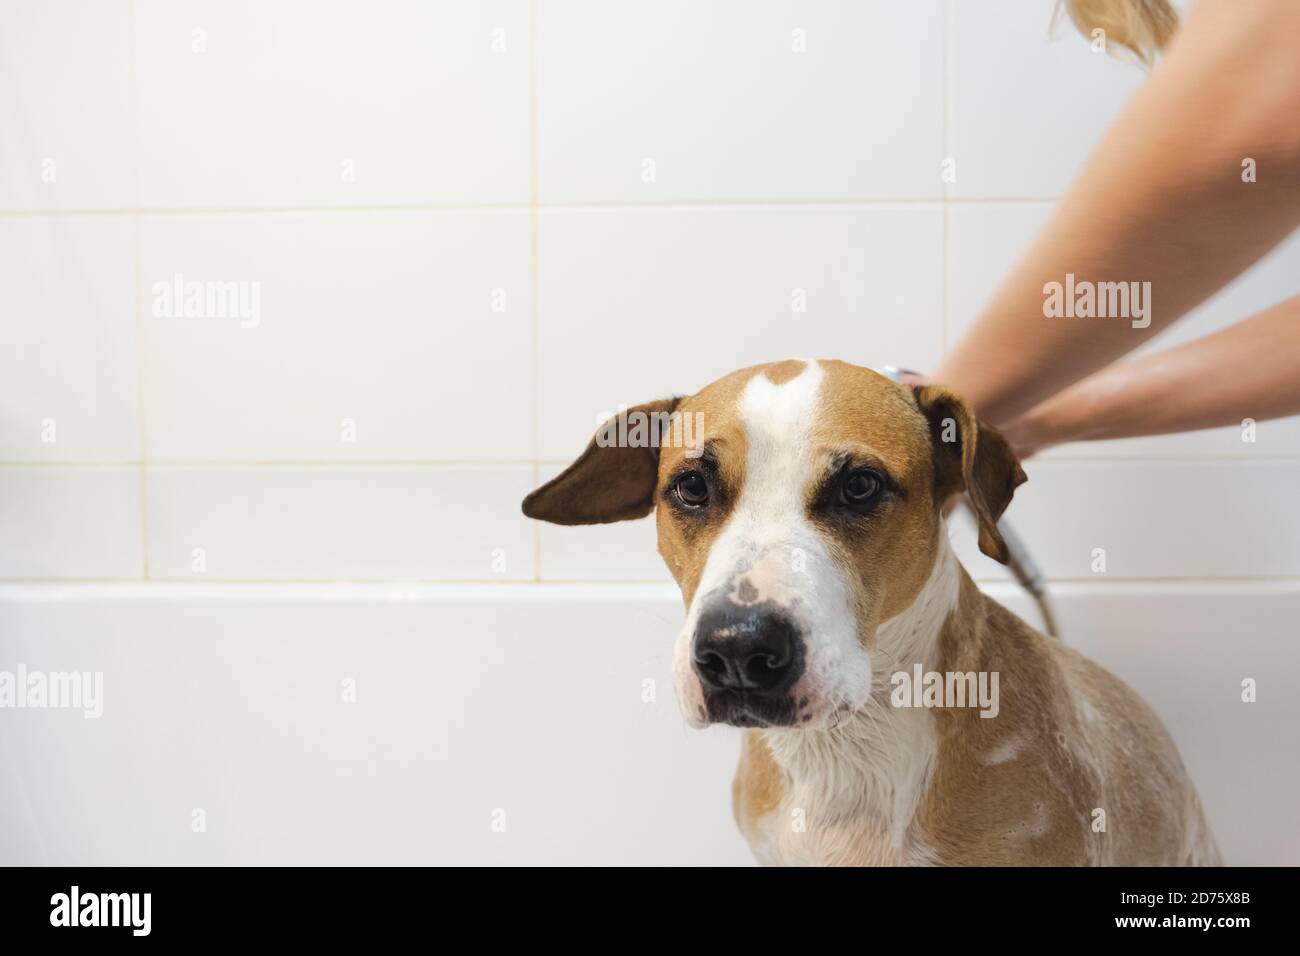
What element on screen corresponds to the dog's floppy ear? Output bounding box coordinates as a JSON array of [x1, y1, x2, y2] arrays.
[[522, 398, 681, 525], [912, 385, 1027, 564]]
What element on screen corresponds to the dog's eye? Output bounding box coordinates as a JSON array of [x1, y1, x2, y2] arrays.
[[673, 472, 709, 507], [841, 470, 882, 505]]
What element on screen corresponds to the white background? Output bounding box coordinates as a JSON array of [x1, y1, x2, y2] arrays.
[[0, 0, 1297, 865]]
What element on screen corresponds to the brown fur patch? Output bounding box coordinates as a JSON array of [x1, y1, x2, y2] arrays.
[[655, 364, 765, 607], [732, 730, 784, 829], [761, 358, 808, 385], [810, 361, 942, 627], [911, 570, 1218, 865]]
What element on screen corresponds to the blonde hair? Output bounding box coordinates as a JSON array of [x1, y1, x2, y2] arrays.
[[1058, 0, 1179, 66]]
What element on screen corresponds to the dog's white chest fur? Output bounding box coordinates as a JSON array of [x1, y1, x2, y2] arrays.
[[742, 546, 959, 867], [750, 712, 941, 866]]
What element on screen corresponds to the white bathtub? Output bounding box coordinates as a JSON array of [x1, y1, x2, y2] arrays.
[[1, 581, 1296, 865]]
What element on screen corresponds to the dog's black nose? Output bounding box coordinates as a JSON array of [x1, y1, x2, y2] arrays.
[[692, 606, 801, 693]]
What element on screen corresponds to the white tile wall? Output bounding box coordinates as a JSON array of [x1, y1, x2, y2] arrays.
[[538, 206, 945, 459], [953, 460, 1300, 584], [135, 0, 531, 207], [139, 211, 533, 462], [146, 465, 535, 580], [0, 217, 139, 462], [538, 0, 945, 202], [0, 3, 1296, 592], [0, 0, 135, 209], [948, 0, 1145, 198], [0, 468, 143, 578]]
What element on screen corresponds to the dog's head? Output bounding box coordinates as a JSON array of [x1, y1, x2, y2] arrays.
[[523, 360, 1024, 730]]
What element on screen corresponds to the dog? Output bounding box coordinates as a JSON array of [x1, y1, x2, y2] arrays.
[[523, 359, 1219, 866]]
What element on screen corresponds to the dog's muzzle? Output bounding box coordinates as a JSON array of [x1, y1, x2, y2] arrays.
[[691, 601, 806, 728]]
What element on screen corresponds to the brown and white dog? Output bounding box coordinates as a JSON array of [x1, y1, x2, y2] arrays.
[[523, 359, 1219, 866]]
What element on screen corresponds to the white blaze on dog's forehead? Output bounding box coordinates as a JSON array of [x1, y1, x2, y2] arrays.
[[740, 360, 823, 476], [717, 359, 827, 607]]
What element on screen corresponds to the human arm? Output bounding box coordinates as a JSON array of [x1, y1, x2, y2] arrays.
[[933, 0, 1300, 425], [999, 293, 1300, 456]]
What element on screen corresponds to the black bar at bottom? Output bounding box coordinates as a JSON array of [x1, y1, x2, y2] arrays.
[[0, 866, 1285, 941]]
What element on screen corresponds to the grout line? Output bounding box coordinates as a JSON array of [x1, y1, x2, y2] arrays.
[[3, 454, 1299, 470], [940, 0, 952, 355], [133, 214, 150, 579], [0, 578, 151, 585], [532, 461, 542, 582], [3, 575, 1300, 587], [128, 0, 150, 580], [941, 203, 951, 355], [529, 0, 542, 584], [941, 0, 951, 356], [973, 575, 1300, 585], [1026, 454, 1300, 464], [0, 203, 534, 217], [944, 0, 956, 170], [0, 577, 670, 585], [0, 197, 1062, 217], [0, 460, 548, 468]]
